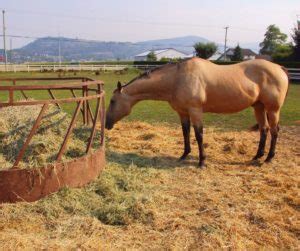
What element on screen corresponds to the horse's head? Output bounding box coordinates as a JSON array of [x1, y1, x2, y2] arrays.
[[105, 81, 132, 130]]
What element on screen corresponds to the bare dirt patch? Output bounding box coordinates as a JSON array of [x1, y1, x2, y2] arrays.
[[0, 121, 299, 250]]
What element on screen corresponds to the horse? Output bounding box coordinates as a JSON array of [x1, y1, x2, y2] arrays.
[[105, 58, 289, 168]]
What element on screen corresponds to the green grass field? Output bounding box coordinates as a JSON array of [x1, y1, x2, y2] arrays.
[[0, 70, 299, 129]]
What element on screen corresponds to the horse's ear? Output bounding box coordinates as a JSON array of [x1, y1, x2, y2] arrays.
[[117, 81, 123, 92]]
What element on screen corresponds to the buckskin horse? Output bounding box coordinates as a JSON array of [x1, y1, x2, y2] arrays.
[[105, 58, 289, 168]]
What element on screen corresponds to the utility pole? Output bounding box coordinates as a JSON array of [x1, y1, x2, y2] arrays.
[[58, 36, 62, 66], [10, 38, 12, 63], [2, 10, 8, 70], [224, 26, 229, 61]]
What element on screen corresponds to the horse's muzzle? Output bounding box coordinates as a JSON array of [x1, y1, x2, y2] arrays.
[[105, 118, 114, 130]]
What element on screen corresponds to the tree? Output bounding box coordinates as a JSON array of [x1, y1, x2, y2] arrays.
[[259, 24, 288, 55], [291, 22, 300, 61], [231, 44, 243, 61], [147, 51, 157, 61], [194, 42, 217, 59], [272, 44, 293, 61], [160, 57, 171, 62]]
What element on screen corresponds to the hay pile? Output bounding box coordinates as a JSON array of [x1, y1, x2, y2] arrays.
[[0, 105, 99, 169], [0, 121, 299, 249]]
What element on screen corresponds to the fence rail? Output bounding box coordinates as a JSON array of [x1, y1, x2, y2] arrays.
[[287, 68, 300, 81], [0, 64, 158, 72], [0, 64, 299, 80]]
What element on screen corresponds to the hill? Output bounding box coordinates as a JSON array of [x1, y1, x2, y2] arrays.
[[11, 35, 209, 62]]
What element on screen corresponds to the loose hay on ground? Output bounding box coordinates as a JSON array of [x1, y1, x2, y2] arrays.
[[0, 121, 299, 249]]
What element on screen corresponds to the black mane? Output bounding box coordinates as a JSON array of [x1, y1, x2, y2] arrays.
[[123, 57, 194, 87]]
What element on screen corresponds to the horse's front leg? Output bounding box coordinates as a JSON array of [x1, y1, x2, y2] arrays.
[[189, 108, 206, 168], [179, 115, 191, 160]]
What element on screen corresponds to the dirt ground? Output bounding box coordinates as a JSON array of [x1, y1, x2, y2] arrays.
[[0, 121, 299, 250]]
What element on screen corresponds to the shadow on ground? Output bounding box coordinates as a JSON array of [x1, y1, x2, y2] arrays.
[[107, 150, 198, 169], [107, 149, 266, 170]]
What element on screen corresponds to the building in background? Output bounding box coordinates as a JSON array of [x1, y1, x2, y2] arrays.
[[208, 51, 223, 61], [217, 48, 257, 61], [134, 48, 188, 61]]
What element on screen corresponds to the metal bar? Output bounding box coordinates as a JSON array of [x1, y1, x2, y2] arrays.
[[47, 89, 61, 110], [0, 93, 104, 108], [86, 96, 101, 154], [86, 87, 90, 125], [0, 81, 103, 91], [87, 102, 95, 124], [8, 90, 13, 104], [82, 86, 88, 125], [86, 87, 94, 125], [100, 95, 105, 146], [70, 89, 85, 116], [98, 84, 105, 146], [13, 104, 48, 168], [12, 80, 28, 100], [56, 100, 83, 161], [0, 77, 94, 81]]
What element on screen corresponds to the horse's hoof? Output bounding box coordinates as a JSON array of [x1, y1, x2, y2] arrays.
[[178, 156, 187, 161], [198, 162, 206, 169], [252, 153, 264, 160], [178, 152, 190, 161], [265, 153, 275, 163], [265, 157, 273, 163]]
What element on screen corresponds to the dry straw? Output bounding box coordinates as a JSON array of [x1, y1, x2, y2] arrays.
[[0, 118, 299, 249]]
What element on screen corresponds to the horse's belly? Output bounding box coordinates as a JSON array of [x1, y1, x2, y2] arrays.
[[203, 84, 259, 113], [203, 99, 253, 113]]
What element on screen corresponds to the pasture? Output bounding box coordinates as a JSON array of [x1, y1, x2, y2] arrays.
[[0, 70, 299, 249]]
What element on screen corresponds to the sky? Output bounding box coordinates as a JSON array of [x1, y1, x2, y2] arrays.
[[0, 0, 299, 49]]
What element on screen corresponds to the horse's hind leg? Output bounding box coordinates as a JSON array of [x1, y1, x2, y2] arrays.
[[189, 108, 206, 168], [253, 102, 269, 160], [179, 114, 191, 160], [265, 110, 280, 162]]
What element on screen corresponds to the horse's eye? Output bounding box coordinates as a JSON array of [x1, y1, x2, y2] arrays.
[[111, 100, 115, 105]]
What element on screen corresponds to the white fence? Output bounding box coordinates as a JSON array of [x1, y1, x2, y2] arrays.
[[0, 64, 299, 80], [0, 64, 158, 72], [288, 68, 300, 81]]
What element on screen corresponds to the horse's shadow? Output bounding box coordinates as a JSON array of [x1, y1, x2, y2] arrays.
[[212, 158, 264, 168], [107, 150, 265, 169], [106, 150, 197, 169]]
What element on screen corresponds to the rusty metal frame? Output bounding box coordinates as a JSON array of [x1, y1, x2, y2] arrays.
[[0, 77, 105, 203]]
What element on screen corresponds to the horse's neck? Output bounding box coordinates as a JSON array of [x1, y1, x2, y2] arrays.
[[124, 75, 173, 103]]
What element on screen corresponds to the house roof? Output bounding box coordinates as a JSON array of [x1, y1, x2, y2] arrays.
[[208, 51, 223, 60], [135, 48, 187, 57], [226, 48, 257, 57]]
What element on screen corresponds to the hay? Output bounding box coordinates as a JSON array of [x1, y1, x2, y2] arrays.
[[0, 121, 299, 249], [0, 105, 99, 169]]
